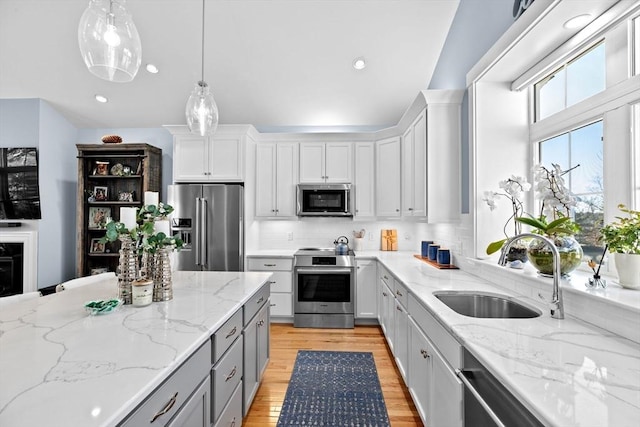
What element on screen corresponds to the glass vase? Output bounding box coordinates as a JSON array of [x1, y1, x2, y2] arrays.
[[152, 248, 173, 301], [117, 235, 137, 304], [527, 235, 583, 277]]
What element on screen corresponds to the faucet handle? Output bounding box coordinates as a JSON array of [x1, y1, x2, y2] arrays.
[[538, 292, 560, 311]]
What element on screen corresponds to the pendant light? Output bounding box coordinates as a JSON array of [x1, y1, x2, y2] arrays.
[[185, 0, 219, 136], [78, 0, 142, 83]]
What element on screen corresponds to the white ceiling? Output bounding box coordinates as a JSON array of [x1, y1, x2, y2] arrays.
[[0, 0, 460, 131]]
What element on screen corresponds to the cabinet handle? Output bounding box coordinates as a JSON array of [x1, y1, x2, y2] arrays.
[[256, 296, 264, 304], [270, 303, 277, 307], [225, 326, 237, 339], [396, 305, 402, 312], [383, 275, 389, 280], [264, 263, 276, 267], [396, 208, 400, 212], [258, 319, 265, 326], [382, 292, 388, 297], [420, 349, 430, 359], [225, 366, 237, 382], [408, 207, 414, 211], [150, 392, 178, 423], [271, 209, 275, 212], [230, 418, 236, 427], [267, 280, 276, 285], [396, 290, 403, 297]]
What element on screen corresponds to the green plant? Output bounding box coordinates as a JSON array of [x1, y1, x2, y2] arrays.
[[600, 204, 640, 254]]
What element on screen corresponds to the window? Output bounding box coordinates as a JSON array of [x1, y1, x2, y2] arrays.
[[539, 122, 604, 261], [635, 16, 640, 75], [535, 42, 606, 121]]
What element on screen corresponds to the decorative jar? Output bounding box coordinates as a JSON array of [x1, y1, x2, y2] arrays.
[[526, 235, 583, 276]]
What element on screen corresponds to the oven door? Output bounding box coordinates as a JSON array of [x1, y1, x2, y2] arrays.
[[294, 267, 354, 314]]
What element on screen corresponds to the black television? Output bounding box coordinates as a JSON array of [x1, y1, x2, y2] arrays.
[[0, 147, 42, 220]]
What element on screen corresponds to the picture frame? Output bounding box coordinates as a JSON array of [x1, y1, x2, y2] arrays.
[[88, 206, 111, 229], [94, 186, 108, 201], [118, 191, 134, 202], [95, 161, 109, 176], [89, 238, 105, 253]]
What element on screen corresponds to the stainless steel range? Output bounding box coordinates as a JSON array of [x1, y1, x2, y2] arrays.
[[293, 248, 356, 328]]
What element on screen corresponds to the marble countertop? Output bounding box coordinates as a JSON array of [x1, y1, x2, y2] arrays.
[[0, 271, 272, 427], [366, 251, 640, 427]]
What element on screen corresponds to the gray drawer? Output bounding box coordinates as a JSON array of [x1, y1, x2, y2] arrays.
[[243, 284, 270, 326], [213, 381, 242, 427], [247, 257, 292, 271], [212, 309, 242, 363], [212, 337, 243, 423], [119, 341, 211, 427]]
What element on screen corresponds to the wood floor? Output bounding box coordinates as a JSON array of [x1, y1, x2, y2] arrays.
[[243, 323, 423, 426]]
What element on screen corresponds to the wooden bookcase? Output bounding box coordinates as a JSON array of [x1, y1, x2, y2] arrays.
[[76, 143, 162, 277]]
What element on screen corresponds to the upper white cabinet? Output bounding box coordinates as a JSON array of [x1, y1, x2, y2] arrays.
[[299, 142, 352, 183], [167, 125, 246, 182], [375, 136, 401, 217], [255, 142, 298, 217], [402, 111, 427, 217], [425, 97, 462, 223], [353, 142, 376, 218]]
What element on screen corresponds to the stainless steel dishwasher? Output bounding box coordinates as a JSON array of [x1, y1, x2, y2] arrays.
[[456, 348, 544, 427]]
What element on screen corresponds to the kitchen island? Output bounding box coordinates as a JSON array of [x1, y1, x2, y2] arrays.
[[0, 271, 272, 427]]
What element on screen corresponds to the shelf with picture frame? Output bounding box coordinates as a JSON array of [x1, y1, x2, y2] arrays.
[[76, 143, 162, 277]]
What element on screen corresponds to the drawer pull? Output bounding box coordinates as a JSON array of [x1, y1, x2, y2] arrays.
[[420, 349, 430, 359], [396, 290, 403, 297], [396, 305, 402, 312], [270, 303, 276, 307], [230, 417, 236, 427], [225, 366, 237, 382], [264, 263, 276, 267], [256, 296, 264, 304], [267, 280, 276, 284], [258, 319, 265, 327], [150, 392, 178, 423], [225, 326, 237, 339]]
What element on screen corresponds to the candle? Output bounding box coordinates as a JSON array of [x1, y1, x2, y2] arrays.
[[120, 207, 137, 230], [154, 219, 171, 237], [144, 191, 159, 207]]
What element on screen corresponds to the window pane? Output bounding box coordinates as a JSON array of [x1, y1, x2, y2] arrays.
[[567, 43, 605, 106], [537, 69, 566, 120], [635, 17, 640, 76], [538, 121, 604, 262]]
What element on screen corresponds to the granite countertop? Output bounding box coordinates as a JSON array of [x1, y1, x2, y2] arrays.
[[368, 251, 640, 427], [0, 271, 272, 427]]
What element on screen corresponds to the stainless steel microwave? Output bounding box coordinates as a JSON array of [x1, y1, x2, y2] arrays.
[[297, 184, 353, 217]]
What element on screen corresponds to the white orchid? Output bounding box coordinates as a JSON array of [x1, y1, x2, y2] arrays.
[[483, 175, 531, 253], [531, 163, 577, 219], [482, 191, 498, 211]]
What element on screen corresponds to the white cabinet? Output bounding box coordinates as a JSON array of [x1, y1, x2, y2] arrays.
[[353, 142, 376, 217], [408, 295, 463, 427], [355, 259, 377, 318], [402, 111, 427, 217], [247, 257, 293, 318], [299, 142, 352, 183], [425, 97, 462, 223], [243, 298, 270, 416], [377, 264, 395, 351], [255, 142, 298, 217], [375, 137, 401, 217], [393, 294, 409, 382], [169, 126, 245, 182]]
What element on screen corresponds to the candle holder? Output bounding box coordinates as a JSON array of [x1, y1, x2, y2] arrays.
[[117, 234, 137, 304]]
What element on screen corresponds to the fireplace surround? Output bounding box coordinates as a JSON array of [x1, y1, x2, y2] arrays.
[[0, 230, 37, 294]]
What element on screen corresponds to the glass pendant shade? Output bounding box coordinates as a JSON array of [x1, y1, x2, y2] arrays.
[[78, 0, 142, 82], [186, 81, 219, 136]]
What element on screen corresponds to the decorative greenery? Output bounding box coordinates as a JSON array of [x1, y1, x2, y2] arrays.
[[483, 175, 531, 255], [515, 163, 581, 238], [100, 202, 183, 253], [600, 204, 640, 254]]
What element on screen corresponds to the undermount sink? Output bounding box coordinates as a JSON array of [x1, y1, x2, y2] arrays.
[[433, 291, 541, 319]]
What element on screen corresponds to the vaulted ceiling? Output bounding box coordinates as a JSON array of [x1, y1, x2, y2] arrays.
[[0, 0, 460, 130]]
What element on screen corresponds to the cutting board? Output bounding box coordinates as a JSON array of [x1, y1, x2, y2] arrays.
[[381, 229, 398, 251]]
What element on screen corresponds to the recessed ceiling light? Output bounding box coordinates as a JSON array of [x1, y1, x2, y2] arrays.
[[145, 63, 159, 74], [95, 94, 108, 103], [563, 14, 592, 29], [353, 57, 366, 70]]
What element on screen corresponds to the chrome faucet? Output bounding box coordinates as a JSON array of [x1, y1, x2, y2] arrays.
[[498, 233, 564, 319]]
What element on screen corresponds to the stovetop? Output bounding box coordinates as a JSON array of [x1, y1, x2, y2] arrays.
[[294, 247, 356, 257]]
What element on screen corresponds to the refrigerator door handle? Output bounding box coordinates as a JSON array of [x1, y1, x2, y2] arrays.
[[201, 197, 208, 268], [195, 197, 203, 267]]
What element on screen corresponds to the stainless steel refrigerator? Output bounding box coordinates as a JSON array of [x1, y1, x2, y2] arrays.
[[167, 184, 243, 271]]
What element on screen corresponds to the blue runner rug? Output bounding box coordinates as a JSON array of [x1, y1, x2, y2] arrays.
[[277, 350, 391, 427]]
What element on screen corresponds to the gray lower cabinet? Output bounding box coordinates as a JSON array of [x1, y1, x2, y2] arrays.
[[167, 377, 211, 427], [118, 341, 212, 427], [214, 381, 243, 427], [243, 295, 270, 415], [212, 336, 243, 423]]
